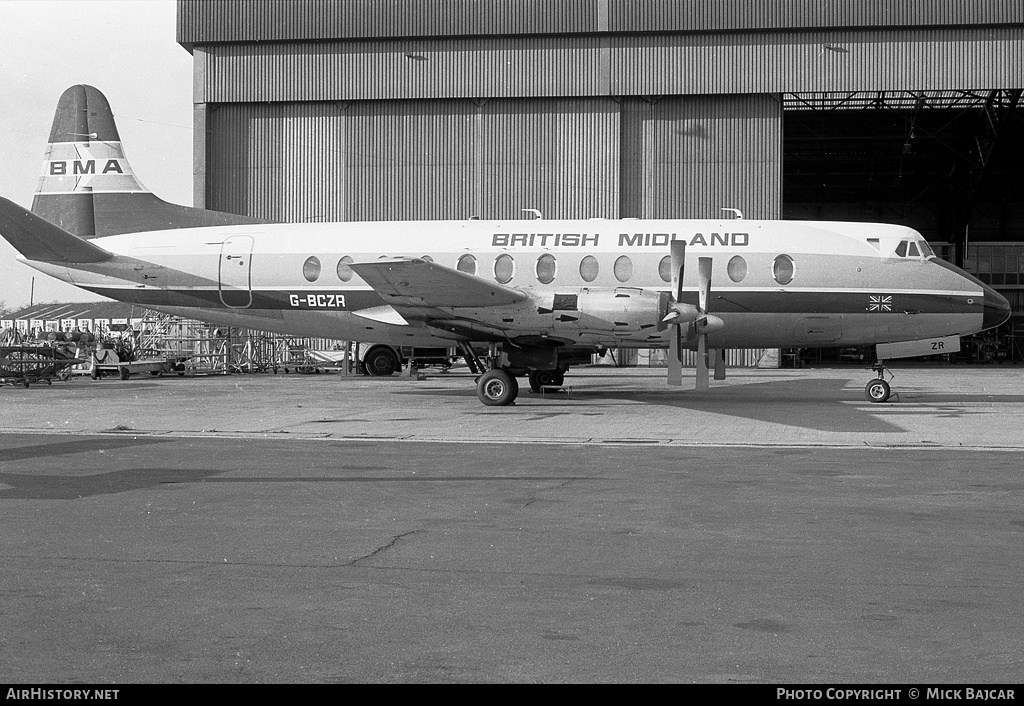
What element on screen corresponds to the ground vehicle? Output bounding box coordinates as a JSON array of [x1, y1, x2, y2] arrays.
[[358, 344, 459, 376]]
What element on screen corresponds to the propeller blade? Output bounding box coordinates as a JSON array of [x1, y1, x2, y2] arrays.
[[668, 328, 682, 385], [694, 256, 713, 391], [713, 348, 727, 380], [666, 239, 686, 386], [695, 332, 710, 390], [697, 256, 712, 315], [671, 240, 686, 305]]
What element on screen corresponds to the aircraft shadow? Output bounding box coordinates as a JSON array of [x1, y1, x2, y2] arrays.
[[399, 377, 979, 434], [0, 467, 223, 500]]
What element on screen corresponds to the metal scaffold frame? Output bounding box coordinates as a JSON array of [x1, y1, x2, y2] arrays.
[[133, 313, 354, 375]]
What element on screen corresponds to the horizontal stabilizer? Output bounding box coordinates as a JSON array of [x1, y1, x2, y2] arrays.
[[350, 258, 527, 308], [0, 196, 112, 263]]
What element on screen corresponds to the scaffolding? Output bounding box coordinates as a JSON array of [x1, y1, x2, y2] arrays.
[[132, 313, 354, 375]]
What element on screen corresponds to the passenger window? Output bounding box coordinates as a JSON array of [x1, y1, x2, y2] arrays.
[[457, 254, 477, 275], [579, 255, 599, 282], [658, 256, 672, 283], [772, 254, 794, 285], [727, 255, 747, 283], [303, 256, 321, 282], [536, 254, 556, 284], [494, 254, 514, 284], [613, 255, 633, 283], [336, 255, 354, 282], [895, 241, 908, 257]]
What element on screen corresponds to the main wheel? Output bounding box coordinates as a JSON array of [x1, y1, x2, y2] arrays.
[[528, 368, 564, 392], [865, 378, 891, 403], [477, 369, 518, 406], [363, 347, 400, 376]]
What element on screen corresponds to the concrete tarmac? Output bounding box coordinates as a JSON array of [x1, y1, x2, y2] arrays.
[[0, 365, 1022, 683]]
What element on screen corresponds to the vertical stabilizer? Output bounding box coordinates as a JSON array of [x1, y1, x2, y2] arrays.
[[31, 85, 267, 237]]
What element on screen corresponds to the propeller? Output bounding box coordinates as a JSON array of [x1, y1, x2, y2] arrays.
[[662, 242, 724, 390]]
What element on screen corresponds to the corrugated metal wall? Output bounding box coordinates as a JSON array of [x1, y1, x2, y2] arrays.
[[206, 95, 777, 222], [184, 1, 1020, 225], [178, 0, 1023, 44], [196, 27, 1024, 103], [636, 95, 781, 220]]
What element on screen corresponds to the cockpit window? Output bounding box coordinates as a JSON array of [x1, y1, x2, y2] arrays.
[[895, 239, 931, 258]]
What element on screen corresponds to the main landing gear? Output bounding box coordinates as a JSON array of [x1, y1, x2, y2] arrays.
[[528, 368, 564, 393], [865, 361, 893, 403], [462, 343, 569, 407], [460, 342, 519, 407], [476, 369, 520, 406]]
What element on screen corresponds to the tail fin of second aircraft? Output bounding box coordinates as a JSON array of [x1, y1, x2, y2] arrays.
[[31, 84, 267, 238]]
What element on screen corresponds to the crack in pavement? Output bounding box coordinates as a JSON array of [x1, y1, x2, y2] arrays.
[[348, 530, 417, 565]]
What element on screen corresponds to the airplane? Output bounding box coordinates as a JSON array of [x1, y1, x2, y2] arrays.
[[0, 85, 1012, 405]]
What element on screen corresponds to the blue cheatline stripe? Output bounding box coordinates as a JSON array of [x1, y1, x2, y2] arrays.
[[77, 286, 983, 316]]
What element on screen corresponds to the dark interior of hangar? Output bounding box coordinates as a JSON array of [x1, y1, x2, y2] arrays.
[[783, 90, 1023, 260], [782, 90, 1024, 363]]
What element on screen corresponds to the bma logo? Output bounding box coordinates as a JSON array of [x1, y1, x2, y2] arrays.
[[48, 159, 126, 176]]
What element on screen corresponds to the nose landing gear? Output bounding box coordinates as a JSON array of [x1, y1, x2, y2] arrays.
[[865, 361, 893, 403]]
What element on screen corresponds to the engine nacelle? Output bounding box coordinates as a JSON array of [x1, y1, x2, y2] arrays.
[[567, 287, 667, 332]]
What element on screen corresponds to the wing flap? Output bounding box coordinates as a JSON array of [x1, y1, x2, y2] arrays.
[[349, 258, 527, 308]]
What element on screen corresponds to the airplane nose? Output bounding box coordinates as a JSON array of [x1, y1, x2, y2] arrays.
[[982, 284, 1011, 331]]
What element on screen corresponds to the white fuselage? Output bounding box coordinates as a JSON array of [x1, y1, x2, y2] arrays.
[[22, 217, 989, 350]]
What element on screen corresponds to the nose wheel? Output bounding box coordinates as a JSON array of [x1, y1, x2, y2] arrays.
[[865, 362, 893, 403]]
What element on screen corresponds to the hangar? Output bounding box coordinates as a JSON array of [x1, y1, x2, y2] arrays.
[[176, 0, 1024, 360]]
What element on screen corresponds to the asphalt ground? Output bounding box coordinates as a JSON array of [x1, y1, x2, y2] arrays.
[[1, 365, 1022, 683]]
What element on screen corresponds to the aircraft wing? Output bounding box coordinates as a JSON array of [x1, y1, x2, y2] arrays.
[[349, 258, 527, 308]]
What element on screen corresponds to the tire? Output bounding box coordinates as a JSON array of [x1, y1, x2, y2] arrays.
[[476, 369, 517, 406], [363, 347, 400, 376], [119, 367, 131, 380], [865, 379, 891, 403], [529, 368, 564, 392]]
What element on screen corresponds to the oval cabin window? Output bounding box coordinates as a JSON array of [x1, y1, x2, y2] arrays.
[[579, 255, 599, 283], [336, 256, 354, 282], [727, 255, 747, 283], [303, 256, 321, 282], [773, 254, 794, 285], [536, 254, 556, 284], [613, 255, 633, 283], [457, 254, 477, 275], [494, 254, 514, 284], [658, 256, 672, 283]]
